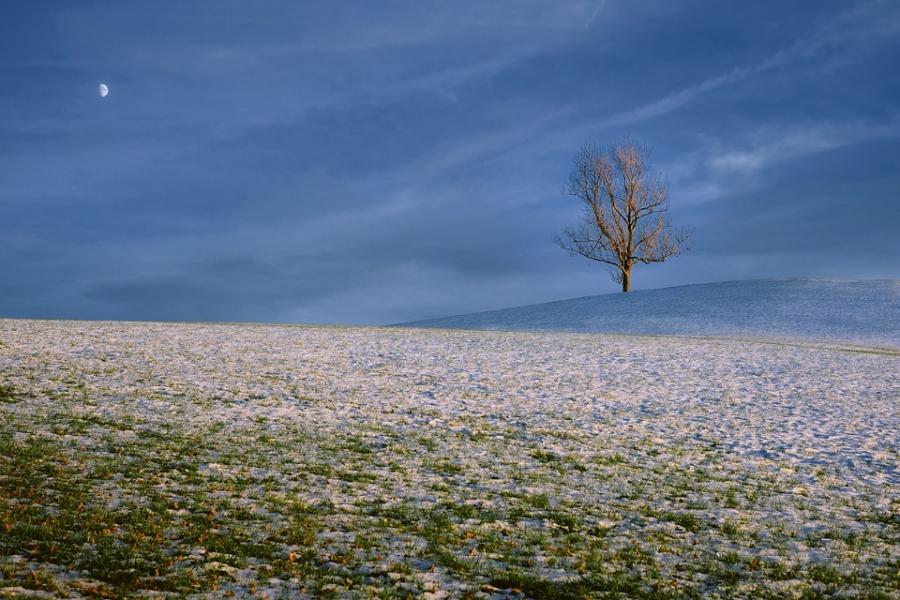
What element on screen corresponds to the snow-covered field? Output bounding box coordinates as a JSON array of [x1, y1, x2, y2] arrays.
[[399, 280, 900, 351], [1, 316, 899, 599]]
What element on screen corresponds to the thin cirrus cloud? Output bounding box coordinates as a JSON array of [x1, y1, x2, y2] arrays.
[[707, 121, 900, 175], [585, 0, 900, 133]]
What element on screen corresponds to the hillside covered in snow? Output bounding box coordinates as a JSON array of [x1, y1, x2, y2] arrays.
[[398, 279, 900, 349]]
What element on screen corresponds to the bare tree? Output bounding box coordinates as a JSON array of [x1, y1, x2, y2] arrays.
[[554, 138, 693, 292]]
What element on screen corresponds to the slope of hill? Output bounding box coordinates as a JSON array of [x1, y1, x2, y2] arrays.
[[397, 279, 900, 349]]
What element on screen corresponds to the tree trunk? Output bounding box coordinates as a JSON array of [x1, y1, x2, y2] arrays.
[[622, 268, 631, 292]]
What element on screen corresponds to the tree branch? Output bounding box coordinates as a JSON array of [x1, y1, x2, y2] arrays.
[[556, 138, 693, 289]]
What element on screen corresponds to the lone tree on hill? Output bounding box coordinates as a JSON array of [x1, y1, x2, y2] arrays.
[[555, 137, 693, 292]]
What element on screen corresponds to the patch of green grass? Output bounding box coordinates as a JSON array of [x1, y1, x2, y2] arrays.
[[371, 501, 420, 529], [721, 486, 742, 509], [489, 568, 683, 600], [416, 435, 438, 452], [421, 509, 455, 545], [594, 452, 628, 466], [807, 562, 859, 586], [526, 493, 552, 509], [663, 511, 704, 533], [720, 519, 741, 537], [335, 468, 381, 483], [427, 458, 465, 476], [440, 500, 479, 520], [548, 509, 582, 533], [14, 567, 60, 594], [0, 435, 189, 594], [612, 543, 656, 569], [342, 435, 376, 455], [0, 383, 19, 404], [530, 449, 561, 463]]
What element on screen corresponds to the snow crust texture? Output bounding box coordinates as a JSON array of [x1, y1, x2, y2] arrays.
[[1, 319, 899, 598], [399, 279, 900, 350]]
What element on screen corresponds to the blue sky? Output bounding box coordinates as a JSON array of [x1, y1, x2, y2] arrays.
[[2, 1, 899, 325]]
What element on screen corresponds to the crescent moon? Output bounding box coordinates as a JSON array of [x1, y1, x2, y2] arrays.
[[99, 84, 109, 97]]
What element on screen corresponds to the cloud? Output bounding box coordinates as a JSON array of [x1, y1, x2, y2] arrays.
[[43, 2, 611, 130], [584, 0, 608, 29], [584, 0, 900, 131], [708, 120, 900, 174]]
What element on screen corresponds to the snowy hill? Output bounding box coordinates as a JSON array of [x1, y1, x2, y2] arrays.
[[397, 279, 900, 349]]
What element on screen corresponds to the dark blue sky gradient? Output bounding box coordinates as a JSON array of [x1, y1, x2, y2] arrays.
[[2, 1, 899, 324]]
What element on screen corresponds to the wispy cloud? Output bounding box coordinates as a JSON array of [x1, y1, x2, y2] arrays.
[[587, 0, 900, 130], [584, 0, 608, 29], [663, 118, 900, 208], [708, 120, 900, 175]]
